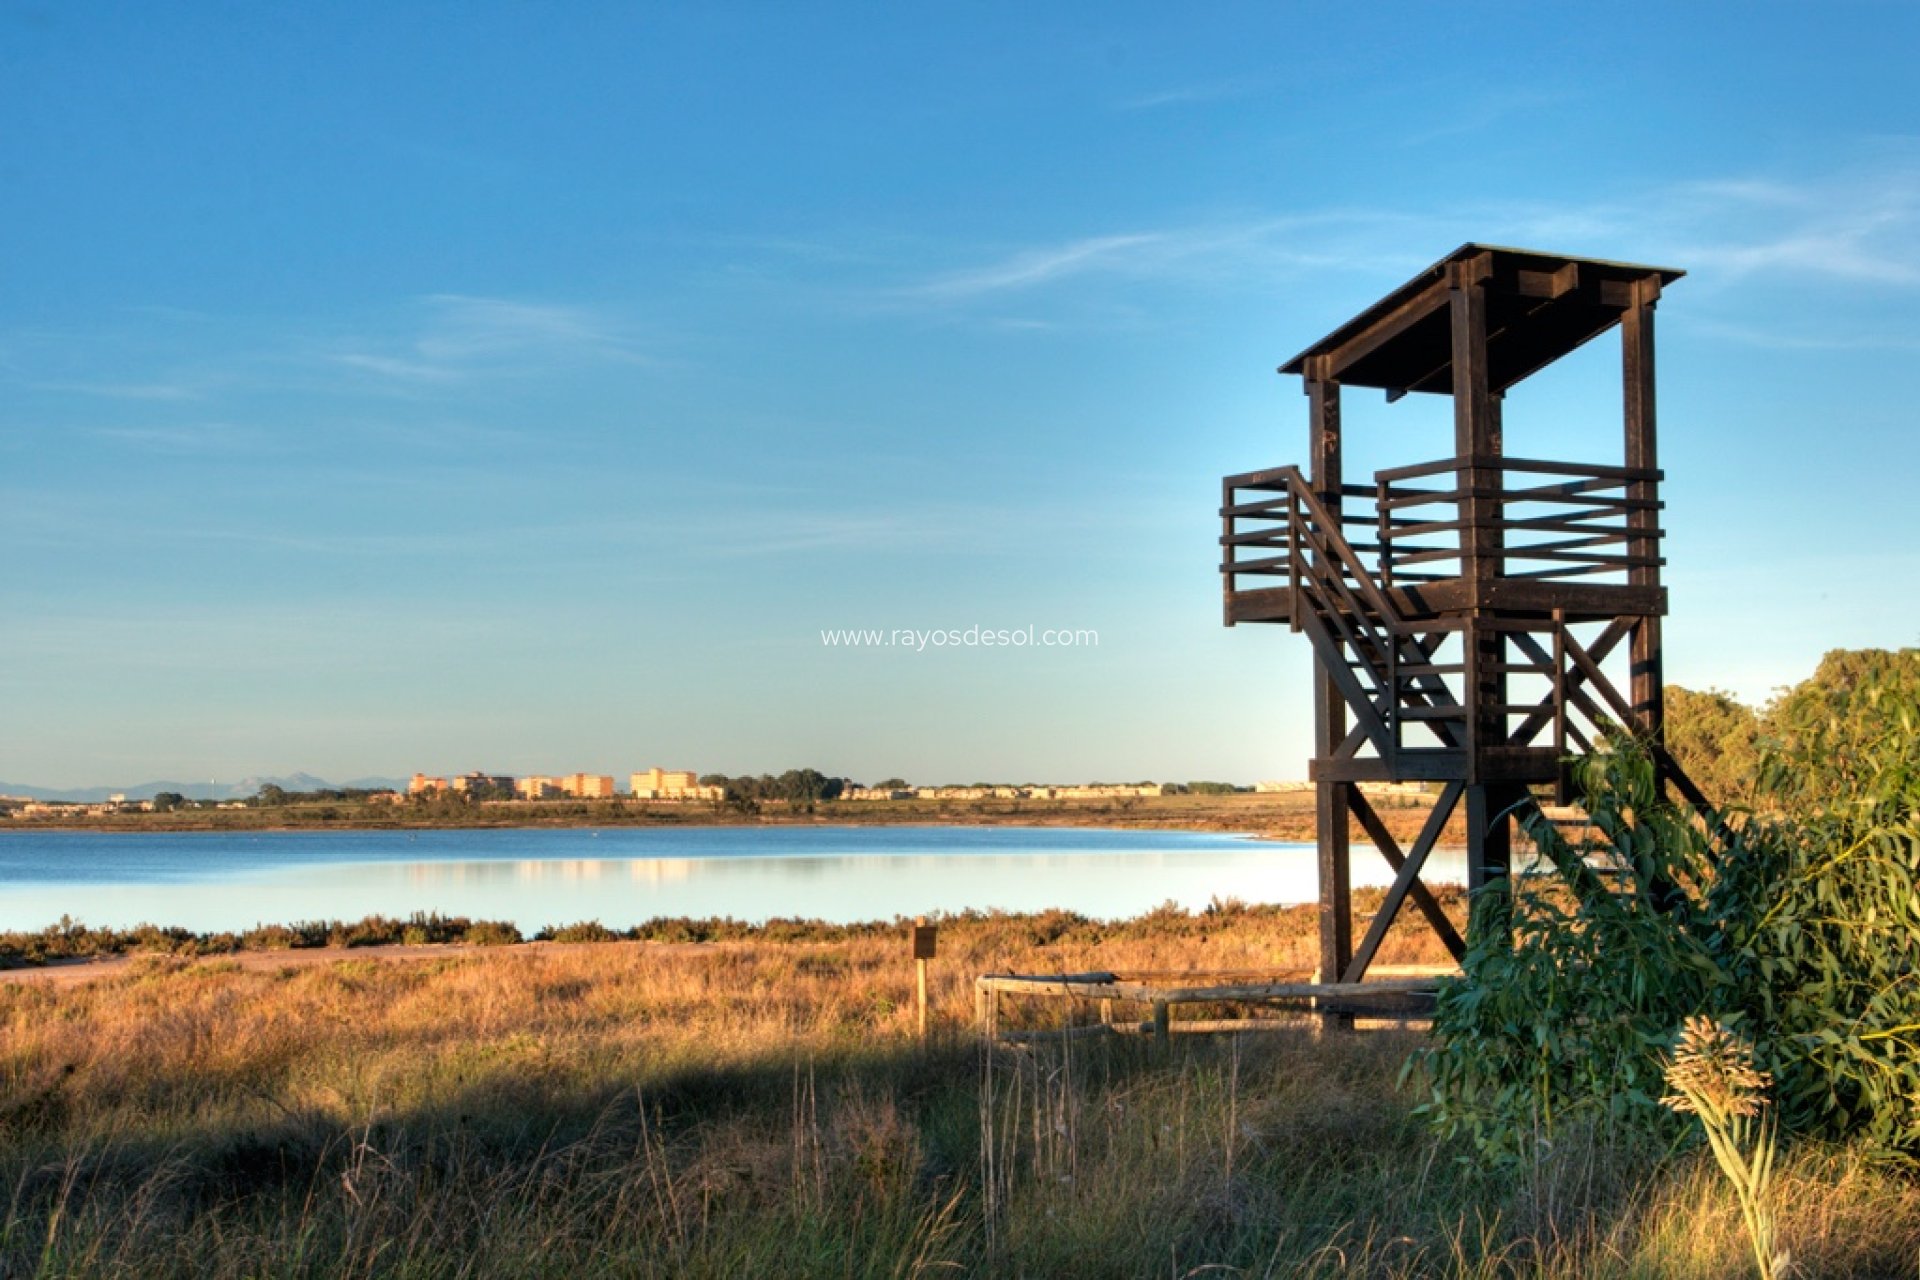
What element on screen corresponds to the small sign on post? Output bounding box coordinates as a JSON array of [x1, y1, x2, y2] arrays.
[[911, 917, 937, 1039]]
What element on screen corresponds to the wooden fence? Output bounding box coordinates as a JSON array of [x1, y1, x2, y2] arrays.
[[974, 968, 1449, 1042]]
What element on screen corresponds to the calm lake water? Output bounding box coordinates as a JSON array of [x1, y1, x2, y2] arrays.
[[0, 826, 1469, 933]]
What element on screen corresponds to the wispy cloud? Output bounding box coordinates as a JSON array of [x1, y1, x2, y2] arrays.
[[1685, 217, 1920, 287], [1488, 162, 1920, 290], [4, 293, 662, 410], [1116, 77, 1272, 112], [85, 423, 278, 454], [867, 152, 1920, 338], [21, 378, 205, 401], [1690, 319, 1920, 353], [1397, 88, 1576, 148], [907, 234, 1168, 300], [881, 214, 1432, 311], [327, 294, 652, 385]]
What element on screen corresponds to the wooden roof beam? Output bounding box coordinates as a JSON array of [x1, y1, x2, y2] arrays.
[[1292, 274, 1453, 384], [1507, 261, 1579, 299], [1600, 274, 1662, 308], [1280, 247, 1681, 395]]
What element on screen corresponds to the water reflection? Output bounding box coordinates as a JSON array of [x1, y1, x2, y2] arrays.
[[0, 829, 1468, 934]]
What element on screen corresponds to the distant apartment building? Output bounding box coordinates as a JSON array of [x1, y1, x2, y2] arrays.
[[1019, 783, 1167, 800], [408, 773, 449, 796], [843, 786, 913, 801], [556, 773, 617, 799], [1358, 781, 1430, 801], [1254, 779, 1424, 799], [630, 767, 723, 801], [450, 771, 514, 795], [901, 783, 1169, 801], [515, 776, 561, 800]]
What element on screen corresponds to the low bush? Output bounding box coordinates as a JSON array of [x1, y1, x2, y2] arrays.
[[1418, 652, 1920, 1165], [539, 921, 619, 943], [461, 920, 523, 946]]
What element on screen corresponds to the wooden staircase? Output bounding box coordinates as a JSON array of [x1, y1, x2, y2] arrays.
[[1219, 462, 1722, 927], [1221, 465, 1470, 774]]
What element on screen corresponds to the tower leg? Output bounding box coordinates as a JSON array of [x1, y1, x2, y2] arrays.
[[1465, 782, 1526, 944], [1315, 778, 1352, 984]]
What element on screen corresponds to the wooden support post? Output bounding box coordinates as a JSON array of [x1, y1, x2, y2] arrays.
[[1465, 785, 1493, 898], [911, 917, 936, 1041], [1462, 615, 1483, 784], [1450, 259, 1507, 791], [1307, 365, 1352, 991], [1306, 368, 1341, 506], [1465, 782, 1523, 945], [1315, 771, 1353, 985], [1449, 255, 1499, 590], [1152, 999, 1171, 1044], [1552, 609, 1571, 805], [1622, 282, 1665, 741]]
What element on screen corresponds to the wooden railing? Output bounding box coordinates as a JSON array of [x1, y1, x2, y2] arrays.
[[1220, 466, 1466, 761], [1219, 464, 1661, 771], [1221, 455, 1721, 833], [1220, 466, 1395, 626], [1373, 455, 1663, 587]]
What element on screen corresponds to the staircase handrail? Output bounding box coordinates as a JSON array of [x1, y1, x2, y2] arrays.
[[1258, 466, 1405, 633]]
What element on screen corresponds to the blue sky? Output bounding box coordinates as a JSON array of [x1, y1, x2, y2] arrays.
[[4, 3, 1918, 788]]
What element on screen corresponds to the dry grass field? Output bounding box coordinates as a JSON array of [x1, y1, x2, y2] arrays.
[[4, 898, 1917, 1277]]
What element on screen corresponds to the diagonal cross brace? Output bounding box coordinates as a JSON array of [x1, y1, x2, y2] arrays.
[[1507, 618, 1632, 748], [1341, 782, 1467, 982]]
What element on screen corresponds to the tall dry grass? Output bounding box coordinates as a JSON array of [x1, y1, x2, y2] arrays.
[[3, 902, 1916, 1277]]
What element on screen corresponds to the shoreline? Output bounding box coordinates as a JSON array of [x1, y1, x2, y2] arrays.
[[3, 791, 1459, 845], [1, 887, 1467, 985]]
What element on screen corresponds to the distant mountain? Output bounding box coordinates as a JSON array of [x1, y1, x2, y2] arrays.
[[0, 780, 222, 803], [229, 772, 336, 798], [341, 776, 408, 792], [0, 773, 410, 803]]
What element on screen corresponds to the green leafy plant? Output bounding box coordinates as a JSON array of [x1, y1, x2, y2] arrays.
[[1417, 649, 1920, 1166], [1412, 743, 1720, 1159]]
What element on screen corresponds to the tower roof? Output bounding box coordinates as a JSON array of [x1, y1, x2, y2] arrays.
[[1280, 244, 1682, 396]]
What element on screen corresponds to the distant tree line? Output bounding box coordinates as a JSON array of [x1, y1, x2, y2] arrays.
[[698, 769, 849, 806], [1658, 650, 1919, 808], [251, 784, 396, 807]]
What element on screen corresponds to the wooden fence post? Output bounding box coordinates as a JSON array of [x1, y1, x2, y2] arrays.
[[911, 917, 937, 1041]]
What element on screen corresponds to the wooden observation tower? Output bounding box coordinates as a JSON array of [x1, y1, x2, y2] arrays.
[[1220, 245, 1709, 989]]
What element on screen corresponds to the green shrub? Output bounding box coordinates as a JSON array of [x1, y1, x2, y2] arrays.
[[1719, 650, 1920, 1157], [1417, 653, 1920, 1165], [539, 920, 619, 943], [461, 921, 523, 946], [1413, 746, 1721, 1160]]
